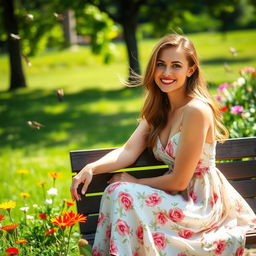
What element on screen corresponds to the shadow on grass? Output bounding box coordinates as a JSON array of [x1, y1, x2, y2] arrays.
[[201, 57, 252, 66], [0, 86, 144, 151]]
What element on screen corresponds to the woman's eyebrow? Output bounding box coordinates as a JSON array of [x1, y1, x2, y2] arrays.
[[157, 59, 183, 64]]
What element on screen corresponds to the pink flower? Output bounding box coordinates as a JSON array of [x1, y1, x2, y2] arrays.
[[194, 167, 209, 177], [110, 240, 118, 254], [133, 252, 139, 256], [107, 182, 125, 193], [136, 225, 144, 244], [156, 212, 168, 225], [178, 254, 188, 256], [214, 240, 227, 254], [168, 208, 185, 223], [97, 212, 105, 226], [106, 226, 111, 240], [92, 247, 102, 256], [178, 229, 194, 239], [118, 192, 133, 211], [235, 247, 244, 256], [166, 141, 174, 158], [189, 190, 197, 203], [217, 83, 229, 92], [152, 232, 166, 250], [215, 95, 223, 102], [116, 219, 130, 235], [210, 192, 219, 207], [240, 67, 255, 73], [231, 105, 244, 114], [145, 193, 162, 207]]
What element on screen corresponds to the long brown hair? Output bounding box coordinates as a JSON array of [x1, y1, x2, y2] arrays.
[[130, 34, 229, 148]]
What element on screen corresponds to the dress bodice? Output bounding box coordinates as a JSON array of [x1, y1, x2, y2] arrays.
[[153, 131, 216, 169]]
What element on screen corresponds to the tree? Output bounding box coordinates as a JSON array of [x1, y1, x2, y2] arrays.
[[2, 0, 26, 90]]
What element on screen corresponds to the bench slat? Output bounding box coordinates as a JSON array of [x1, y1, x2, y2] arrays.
[[245, 198, 256, 213], [217, 160, 256, 180], [216, 137, 256, 160], [230, 180, 256, 198], [80, 215, 98, 235]]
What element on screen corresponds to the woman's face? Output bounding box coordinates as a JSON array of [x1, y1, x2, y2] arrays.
[[154, 46, 194, 94]]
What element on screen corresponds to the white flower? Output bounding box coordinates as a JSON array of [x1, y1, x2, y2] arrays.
[[45, 199, 53, 205], [20, 207, 29, 212], [237, 77, 246, 86], [250, 108, 255, 113], [26, 215, 34, 220], [241, 112, 250, 118], [32, 204, 38, 208], [253, 124, 256, 130], [47, 188, 58, 196]]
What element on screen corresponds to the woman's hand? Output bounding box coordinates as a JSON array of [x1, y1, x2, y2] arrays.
[[107, 172, 138, 184], [70, 167, 93, 201]]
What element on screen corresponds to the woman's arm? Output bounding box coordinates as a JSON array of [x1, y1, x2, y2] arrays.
[[111, 101, 213, 193], [70, 119, 149, 200]]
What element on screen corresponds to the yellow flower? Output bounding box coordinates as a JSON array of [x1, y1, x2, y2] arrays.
[[48, 172, 61, 179], [37, 181, 46, 186], [20, 192, 30, 198], [16, 169, 29, 174], [0, 201, 16, 210]]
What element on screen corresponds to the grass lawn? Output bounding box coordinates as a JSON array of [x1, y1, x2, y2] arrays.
[[0, 29, 255, 217]]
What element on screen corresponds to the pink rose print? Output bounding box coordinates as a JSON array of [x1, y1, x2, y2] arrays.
[[145, 193, 162, 207], [210, 192, 219, 207], [252, 219, 256, 224], [106, 226, 111, 240], [92, 247, 102, 256], [153, 232, 166, 250], [168, 208, 185, 223], [107, 182, 125, 193], [110, 240, 118, 254], [156, 212, 168, 225], [166, 141, 174, 158], [133, 252, 139, 256], [194, 167, 209, 177], [116, 218, 130, 235], [235, 247, 244, 256], [178, 229, 194, 239], [177, 254, 188, 256], [97, 212, 105, 226], [136, 225, 144, 244], [118, 192, 133, 211], [214, 240, 227, 254], [204, 223, 218, 232], [189, 190, 198, 203]]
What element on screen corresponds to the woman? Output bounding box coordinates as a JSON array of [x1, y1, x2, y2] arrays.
[[70, 34, 256, 256]]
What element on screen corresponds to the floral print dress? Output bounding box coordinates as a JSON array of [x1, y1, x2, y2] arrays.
[[92, 132, 256, 256]]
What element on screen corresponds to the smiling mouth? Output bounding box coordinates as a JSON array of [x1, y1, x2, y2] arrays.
[[160, 79, 176, 85]]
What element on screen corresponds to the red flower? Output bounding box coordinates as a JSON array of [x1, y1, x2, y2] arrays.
[[92, 247, 102, 256], [189, 190, 198, 203], [214, 240, 226, 254], [1, 224, 18, 231], [0, 214, 4, 221], [5, 248, 19, 255], [136, 225, 144, 244], [220, 106, 229, 112], [235, 247, 244, 256], [156, 212, 168, 225], [45, 227, 58, 235], [106, 226, 111, 240], [97, 212, 105, 226], [153, 232, 166, 250], [166, 141, 174, 158], [118, 192, 133, 211], [178, 254, 188, 256], [210, 192, 219, 207], [145, 193, 162, 207], [107, 182, 125, 194], [178, 229, 194, 239], [109, 240, 118, 254], [116, 218, 130, 236], [133, 252, 139, 256], [51, 211, 87, 228], [38, 213, 48, 219], [15, 239, 27, 244], [168, 208, 185, 223], [65, 200, 75, 207], [194, 167, 209, 177]]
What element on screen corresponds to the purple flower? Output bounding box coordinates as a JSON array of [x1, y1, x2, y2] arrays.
[[217, 83, 229, 92], [215, 95, 223, 102], [231, 105, 244, 114]]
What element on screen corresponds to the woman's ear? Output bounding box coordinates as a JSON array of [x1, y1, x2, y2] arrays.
[[187, 65, 197, 77]]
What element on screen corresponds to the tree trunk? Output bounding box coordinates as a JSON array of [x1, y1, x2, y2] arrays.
[[3, 0, 26, 91], [62, 9, 78, 47], [120, 0, 141, 80]]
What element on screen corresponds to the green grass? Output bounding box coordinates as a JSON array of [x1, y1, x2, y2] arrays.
[[0, 29, 255, 216]]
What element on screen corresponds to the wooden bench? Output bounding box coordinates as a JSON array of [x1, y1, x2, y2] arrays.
[[70, 137, 256, 246]]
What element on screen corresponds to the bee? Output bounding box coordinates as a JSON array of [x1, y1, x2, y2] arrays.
[[27, 121, 45, 130], [56, 89, 64, 101]]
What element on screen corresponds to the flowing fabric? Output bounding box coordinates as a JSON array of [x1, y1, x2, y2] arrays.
[[92, 132, 256, 256]]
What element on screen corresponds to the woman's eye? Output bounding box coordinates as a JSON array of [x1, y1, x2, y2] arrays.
[[173, 64, 182, 69], [156, 63, 164, 67]]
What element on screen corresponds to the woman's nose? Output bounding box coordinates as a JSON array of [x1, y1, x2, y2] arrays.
[[163, 66, 172, 76]]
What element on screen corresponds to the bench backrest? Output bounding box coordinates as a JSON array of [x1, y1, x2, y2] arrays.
[[70, 137, 256, 238]]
